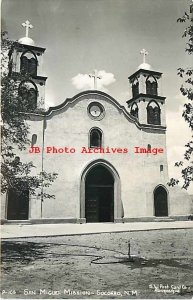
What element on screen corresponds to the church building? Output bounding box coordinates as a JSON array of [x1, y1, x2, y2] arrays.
[[1, 21, 191, 224]]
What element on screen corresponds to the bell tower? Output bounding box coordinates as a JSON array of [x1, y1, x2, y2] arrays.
[[9, 20, 47, 110], [127, 49, 166, 127]]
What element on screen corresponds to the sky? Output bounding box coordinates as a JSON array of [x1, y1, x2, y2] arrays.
[[2, 0, 193, 193]]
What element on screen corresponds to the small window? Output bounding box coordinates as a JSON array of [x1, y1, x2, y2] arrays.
[[160, 165, 163, 172], [31, 134, 37, 147], [90, 129, 102, 148], [132, 78, 139, 98], [130, 102, 139, 119], [146, 76, 158, 95], [20, 51, 37, 76], [147, 144, 151, 151], [18, 81, 38, 111], [147, 101, 161, 125]]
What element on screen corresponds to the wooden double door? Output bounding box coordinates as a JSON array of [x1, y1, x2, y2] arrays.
[[85, 165, 114, 223]]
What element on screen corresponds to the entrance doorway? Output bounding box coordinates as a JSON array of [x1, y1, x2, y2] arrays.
[[85, 165, 114, 222], [7, 188, 29, 220], [154, 186, 168, 217]]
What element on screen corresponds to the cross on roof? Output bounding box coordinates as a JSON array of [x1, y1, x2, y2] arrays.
[[22, 20, 33, 38], [140, 49, 149, 64], [89, 69, 102, 89]]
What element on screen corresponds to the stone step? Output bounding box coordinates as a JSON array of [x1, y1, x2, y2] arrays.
[[153, 217, 175, 222], [3, 220, 32, 225]]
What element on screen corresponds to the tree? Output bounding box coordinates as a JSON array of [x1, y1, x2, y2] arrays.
[[1, 33, 57, 200], [169, 2, 193, 190]]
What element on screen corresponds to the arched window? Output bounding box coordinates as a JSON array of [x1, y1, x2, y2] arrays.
[[146, 76, 157, 95], [130, 102, 139, 119], [31, 134, 37, 147], [20, 51, 37, 76], [154, 186, 168, 217], [132, 77, 139, 98], [90, 128, 102, 148], [8, 48, 13, 76], [147, 101, 161, 125], [146, 144, 151, 156], [18, 81, 38, 111]]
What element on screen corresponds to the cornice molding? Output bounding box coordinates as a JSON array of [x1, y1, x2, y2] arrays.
[[127, 93, 166, 104], [128, 69, 162, 81]]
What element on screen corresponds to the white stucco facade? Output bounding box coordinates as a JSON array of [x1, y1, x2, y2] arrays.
[[1, 42, 192, 224]]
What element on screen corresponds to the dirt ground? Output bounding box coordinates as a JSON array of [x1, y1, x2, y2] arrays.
[[1, 228, 193, 299]]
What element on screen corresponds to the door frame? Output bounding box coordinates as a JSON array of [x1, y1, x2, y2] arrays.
[[80, 159, 123, 222]]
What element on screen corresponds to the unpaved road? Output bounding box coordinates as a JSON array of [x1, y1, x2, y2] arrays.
[[1, 228, 193, 299]]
